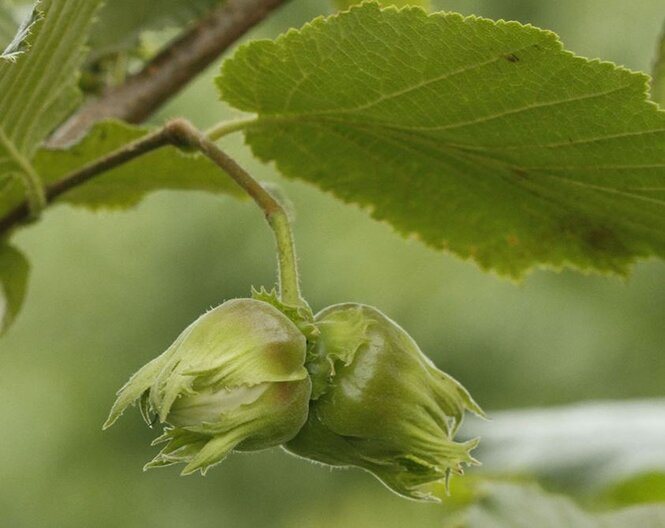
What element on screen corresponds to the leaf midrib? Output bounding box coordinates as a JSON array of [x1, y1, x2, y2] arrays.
[[241, 112, 665, 171], [236, 113, 665, 216], [233, 74, 665, 158]]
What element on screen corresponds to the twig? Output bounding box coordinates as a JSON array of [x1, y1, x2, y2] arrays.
[[49, 0, 290, 147]]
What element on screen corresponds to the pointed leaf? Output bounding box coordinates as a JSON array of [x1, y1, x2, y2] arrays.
[[0, 241, 28, 335], [218, 4, 665, 277]]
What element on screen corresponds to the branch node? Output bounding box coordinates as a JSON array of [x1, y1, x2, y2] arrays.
[[164, 118, 201, 149]]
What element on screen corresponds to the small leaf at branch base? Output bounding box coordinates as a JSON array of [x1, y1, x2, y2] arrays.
[[0, 242, 29, 335], [218, 3, 665, 277]]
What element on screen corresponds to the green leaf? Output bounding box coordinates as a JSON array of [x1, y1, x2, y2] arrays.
[[0, 0, 103, 211], [88, 0, 222, 61], [30, 120, 243, 211], [453, 482, 665, 528], [653, 21, 665, 106], [0, 0, 102, 153], [333, 1, 430, 11], [218, 4, 665, 277], [0, 241, 28, 335]]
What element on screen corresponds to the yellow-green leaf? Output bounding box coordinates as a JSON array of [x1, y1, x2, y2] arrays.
[[33, 121, 244, 210], [0, 241, 28, 335]]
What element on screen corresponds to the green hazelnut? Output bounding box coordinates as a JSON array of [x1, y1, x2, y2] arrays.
[[285, 303, 484, 501], [104, 298, 311, 475]]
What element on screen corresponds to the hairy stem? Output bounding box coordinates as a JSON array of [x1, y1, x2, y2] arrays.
[[49, 0, 291, 147], [267, 212, 301, 306], [0, 119, 304, 306], [183, 121, 304, 305], [205, 116, 258, 141]]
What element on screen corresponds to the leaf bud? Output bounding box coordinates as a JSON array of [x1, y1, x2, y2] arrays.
[[104, 298, 311, 475], [285, 303, 484, 501]]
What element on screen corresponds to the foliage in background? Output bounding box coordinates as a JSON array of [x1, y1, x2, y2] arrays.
[[451, 482, 665, 528], [87, 0, 222, 62], [602, 473, 665, 507]]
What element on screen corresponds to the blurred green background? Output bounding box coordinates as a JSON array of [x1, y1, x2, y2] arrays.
[[1, 1, 664, 526]]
